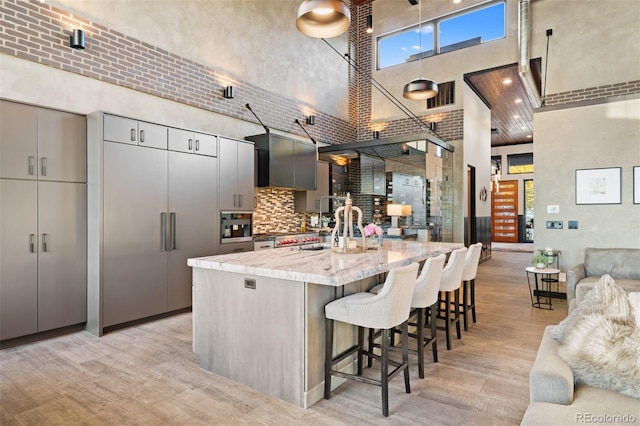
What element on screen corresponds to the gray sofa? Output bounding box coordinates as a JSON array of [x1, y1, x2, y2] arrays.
[[567, 248, 640, 307], [521, 326, 640, 425], [522, 248, 640, 425]]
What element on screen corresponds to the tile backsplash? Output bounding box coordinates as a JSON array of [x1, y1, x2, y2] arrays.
[[253, 188, 306, 234]]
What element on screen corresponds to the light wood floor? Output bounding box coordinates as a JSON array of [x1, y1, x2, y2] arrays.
[[0, 251, 567, 425]]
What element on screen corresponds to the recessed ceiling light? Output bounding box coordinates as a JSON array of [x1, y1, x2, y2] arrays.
[[526, 135, 532, 138], [521, 126, 527, 130], [513, 114, 520, 119], [515, 98, 523, 104], [453, 0, 462, 3], [502, 78, 512, 85]]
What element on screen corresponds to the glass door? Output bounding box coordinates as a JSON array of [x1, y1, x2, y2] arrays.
[[524, 179, 534, 242]]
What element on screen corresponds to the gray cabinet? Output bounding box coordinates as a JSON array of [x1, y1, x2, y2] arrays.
[[247, 133, 316, 190], [360, 154, 385, 195], [294, 161, 330, 213], [88, 112, 219, 335], [103, 114, 167, 150], [219, 137, 254, 210], [0, 101, 86, 182], [168, 127, 217, 157], [0, 101, 87, 341]]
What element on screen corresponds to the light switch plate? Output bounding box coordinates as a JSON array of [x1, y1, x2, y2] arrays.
[[547, 205, 560, 214]]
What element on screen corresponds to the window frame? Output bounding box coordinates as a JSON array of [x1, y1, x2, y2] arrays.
[[507, 153, 534, 175], [376, 0, 506, 71]]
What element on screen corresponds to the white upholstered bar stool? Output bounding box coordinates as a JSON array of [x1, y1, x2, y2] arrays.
[[437, 247, 467, 350], [324, 262, 419, 417], [369, 254, 446, 378], [460, 242, 483, 331]]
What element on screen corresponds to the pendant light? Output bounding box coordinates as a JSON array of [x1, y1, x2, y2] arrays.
[[296, 0, 351, 38], [403, 0, 438, 100]]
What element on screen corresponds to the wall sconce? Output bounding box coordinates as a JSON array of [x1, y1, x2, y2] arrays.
[[69, 29, 85, 50], [372, 131, 380, 139], [306, 115, 315, 125], [222, 86, 234, 99], [429, 122, 437, 131], [366, 15, 373, 34]]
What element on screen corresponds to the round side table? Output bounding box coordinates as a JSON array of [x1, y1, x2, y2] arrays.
[[525, 266, 561, 309]]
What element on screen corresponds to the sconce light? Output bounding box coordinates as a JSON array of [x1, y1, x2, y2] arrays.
[[372, 131, 380, 139], [306, 115, 315, 125], [366, 15, 373, 34], [69, 29, 85, 50], [222, 86, 234, 99], [429, 122, 437, 131]]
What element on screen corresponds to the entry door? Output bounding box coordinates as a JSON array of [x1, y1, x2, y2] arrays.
[[492, 179, 518, 243]]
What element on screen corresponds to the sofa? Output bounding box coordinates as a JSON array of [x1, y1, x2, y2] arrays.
[[567, 247, 640, 308], [522, 270, 640, 426]]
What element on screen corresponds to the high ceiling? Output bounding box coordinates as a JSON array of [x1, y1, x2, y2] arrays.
[[351, 0, 542, 146]]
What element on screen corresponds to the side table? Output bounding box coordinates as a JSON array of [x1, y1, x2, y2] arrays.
[[525, 266, 561, 309]]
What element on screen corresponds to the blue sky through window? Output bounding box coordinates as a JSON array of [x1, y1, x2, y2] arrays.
[[378, 2, 505, 69]]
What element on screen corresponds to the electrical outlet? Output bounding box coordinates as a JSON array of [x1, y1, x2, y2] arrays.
[[244, 278, 256, 290], [568, 221, 578, 229], [546, 221, 563, 229]]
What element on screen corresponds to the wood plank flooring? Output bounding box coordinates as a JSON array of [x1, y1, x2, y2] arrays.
[[0, 251, 567, 425]]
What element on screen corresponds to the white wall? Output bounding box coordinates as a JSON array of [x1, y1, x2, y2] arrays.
[[533, 97, 640, 270]]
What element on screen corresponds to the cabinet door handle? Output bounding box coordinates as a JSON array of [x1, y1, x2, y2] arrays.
[[28, 156, 35, 175], [41, 157, 47, 176], [238, 194, 243, 207], [161, 212, 167, 251], [170, 212, 177, 250], [130, 128, 136, 141], [29, 234, 36, 253], [139, 129, 145, 143], [195, 139, 200, 151], [42, 233, 48, 252], [188, 138, 192, 151]]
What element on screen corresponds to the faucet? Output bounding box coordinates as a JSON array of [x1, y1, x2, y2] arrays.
[[319, 195, 341, 232]]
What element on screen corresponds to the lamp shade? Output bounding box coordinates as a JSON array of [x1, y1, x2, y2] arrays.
[[403, 78, 438, 100], [401, 205, 412, 216], [387, 204, 404, 217], [296, 0, 351, 38]]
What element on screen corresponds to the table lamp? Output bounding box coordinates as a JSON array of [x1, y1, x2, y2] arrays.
[[387, 204, 411, 236]]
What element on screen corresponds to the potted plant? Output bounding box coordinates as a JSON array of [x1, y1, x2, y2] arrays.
[[532, 252, 550, 269]]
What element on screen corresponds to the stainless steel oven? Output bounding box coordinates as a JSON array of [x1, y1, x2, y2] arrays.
[[221, 212, 253, 244]]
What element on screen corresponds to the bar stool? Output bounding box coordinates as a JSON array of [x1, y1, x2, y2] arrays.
[[324, 262, 419, 417], [369, 254, 446, 378], [437, 247, 467, 350], [460, 242, 483, 331]]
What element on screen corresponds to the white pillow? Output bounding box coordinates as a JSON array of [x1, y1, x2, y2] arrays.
[[628, 292, 640, 327]]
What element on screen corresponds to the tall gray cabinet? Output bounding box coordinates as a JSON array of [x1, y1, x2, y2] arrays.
[[87, 113, 218, 336], [0, 100, 87, 341]]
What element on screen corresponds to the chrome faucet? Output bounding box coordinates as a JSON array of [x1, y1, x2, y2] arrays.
[[319, 195, 341, 232]]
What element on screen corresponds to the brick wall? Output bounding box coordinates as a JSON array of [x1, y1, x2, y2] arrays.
[[0, 0, 355, 145], [543, 80, 640, 107]]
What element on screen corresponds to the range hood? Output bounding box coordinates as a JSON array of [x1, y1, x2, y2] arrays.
[[245, 133, 317, 191]]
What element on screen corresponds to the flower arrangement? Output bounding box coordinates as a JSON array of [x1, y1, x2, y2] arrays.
[[364, 223, 383, 237], [532, 252, 551, 268]]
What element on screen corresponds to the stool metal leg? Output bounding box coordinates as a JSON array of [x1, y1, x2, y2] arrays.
[[324, 318, 334, 399], [381, 329, 390, 417], [416, 308, 425, 379], [401, 321, 410, 394], [429, 302, 438, 362], [470, 278, 477, 323], [357, 326, 365, 376], [462, 280, 469, 331], [444, 291, 452, 350], [454, 288, 461, 339]]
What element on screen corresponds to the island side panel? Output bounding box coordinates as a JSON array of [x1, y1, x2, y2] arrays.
[[193, 268, 305, 407]]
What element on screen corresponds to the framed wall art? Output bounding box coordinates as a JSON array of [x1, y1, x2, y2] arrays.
[[575, 167, 621, 205], [634, 166, 640, 204]]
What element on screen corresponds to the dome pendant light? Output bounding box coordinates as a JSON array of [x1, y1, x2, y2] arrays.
[[296, 0, 351, 38], [403, 0, 438, 100]]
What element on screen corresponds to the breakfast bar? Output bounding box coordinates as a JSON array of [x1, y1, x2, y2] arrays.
[[188, 240, 462, 408]]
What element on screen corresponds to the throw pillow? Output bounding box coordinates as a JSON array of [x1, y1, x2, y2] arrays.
[[629, 292, 640, 327], [551, 274, 634, 342], [558, 312, 640, 399]]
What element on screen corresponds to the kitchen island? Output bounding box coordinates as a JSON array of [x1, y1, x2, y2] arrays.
[[187, 240, 463, 408]]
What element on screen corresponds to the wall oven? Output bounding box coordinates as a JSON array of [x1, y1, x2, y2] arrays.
[[221, 212, 253, 244]]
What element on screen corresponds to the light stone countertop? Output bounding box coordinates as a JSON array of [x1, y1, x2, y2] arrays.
[[188, 241, 464, 286]]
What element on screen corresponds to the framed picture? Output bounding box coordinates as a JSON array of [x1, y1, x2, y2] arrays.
[[575, 167, 621, 205], [634, 166, 640, 204]]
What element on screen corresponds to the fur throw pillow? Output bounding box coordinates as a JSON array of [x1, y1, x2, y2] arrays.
[[558, 312, 640, 399], [551, 274, 634, 342]]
